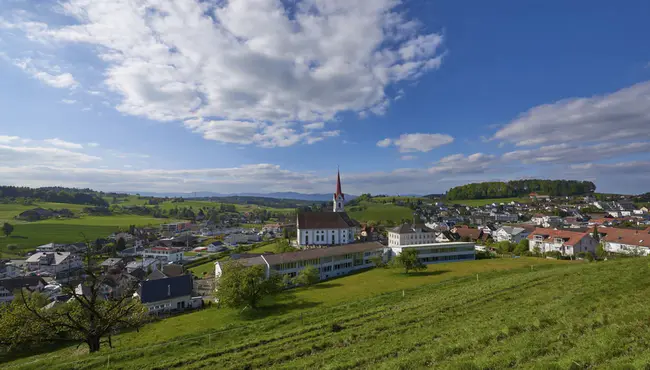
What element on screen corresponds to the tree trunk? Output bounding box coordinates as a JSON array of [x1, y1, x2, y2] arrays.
[[87, 335, 101, 353]]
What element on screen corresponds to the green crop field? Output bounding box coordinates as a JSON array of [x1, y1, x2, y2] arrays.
[[445, 197, 531, 207], [3, 257, 601, 369], [347, 202, 414, 223]]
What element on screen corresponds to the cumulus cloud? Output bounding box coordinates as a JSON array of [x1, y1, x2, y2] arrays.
[[44, 138, 84, 149], [2, 0, 445, 147], [0, 144, 99, 165], [61, 99, 77, 104], [428, 153, 498, 175], [10, 57, 78, 89], [570, 161, 650, 176], [494, 81, 650, 146], [378, 133, 454, 152], [0, 136, 20, 144]]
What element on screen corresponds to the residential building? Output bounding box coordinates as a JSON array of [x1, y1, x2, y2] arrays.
[[424, 221, 451, 232], [359, 225, 379, 242], [532, 215, 562, 228], [387, 242, 476, 265], [527, 228, 597, 256], [207, 241, 227, 253], [296, 171, 358, 246], [0, 260, 21, 279], [143, 247, 184, 263], [453, 226, 483, 242], [490, 212, 519, 223], [215, 242, 385, 282], [388, 224, 436, 246], [601, 227, 650, 256], [0, 276, 47, 304], [126, 258, 162, 274], [494, 226, 530, 243], [25, 252, 82, 274], [529, 193, 551, 201], [435, 231, 457, 243], [118, 246, 145, 257], [138, 274, 198, 313], [100, 257, 127, 272], [160, 222, 192, 233], [224, 233, 261, 245]]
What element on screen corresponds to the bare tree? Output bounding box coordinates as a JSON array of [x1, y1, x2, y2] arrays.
[[19, 237, 148, 353]]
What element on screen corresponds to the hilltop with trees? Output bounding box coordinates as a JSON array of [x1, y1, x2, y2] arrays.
[[445, 179, 596, 200]]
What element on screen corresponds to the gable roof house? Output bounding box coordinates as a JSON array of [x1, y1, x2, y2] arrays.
[[25, 252, 83, 274], [601, 227, 650, 256], [527, 228, 597, 256], [453, 227, 483, 242], [138, 274, 198, 314], [494, 226, 530, 243]]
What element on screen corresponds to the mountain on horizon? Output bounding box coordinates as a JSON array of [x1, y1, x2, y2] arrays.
[[130, 191, 359, 202]]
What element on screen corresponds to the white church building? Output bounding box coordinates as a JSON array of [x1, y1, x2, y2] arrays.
[[296, 170, 358, 247]]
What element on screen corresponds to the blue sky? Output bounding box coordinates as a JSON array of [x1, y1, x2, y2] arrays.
[[1, 0, 649, 195]]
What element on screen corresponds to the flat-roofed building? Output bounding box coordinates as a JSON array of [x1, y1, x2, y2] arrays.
[[387, 242, 476, 265]]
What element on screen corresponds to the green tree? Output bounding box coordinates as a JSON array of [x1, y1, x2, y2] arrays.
[[395, 249, 426, 274], [369, 255, 386, 268], [533, 246, 541, 256], [592, 225, 600, 242], [2, 222, 14, 237], [274, 239, 296, 253], [596, 242, 607, 259], [514, 239, 529, 255], [116, 237, 127, 252], [216, 261, 281, 309], [282, 227, 290, 239], [496, 241, 513, 255], [17, 245, 148, 353], [293, 265, 320, 286]]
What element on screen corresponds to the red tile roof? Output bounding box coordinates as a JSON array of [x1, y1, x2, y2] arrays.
[[601, 227, 650, 248], [455, 227, 482, 241], [527, 228, 591, 246]]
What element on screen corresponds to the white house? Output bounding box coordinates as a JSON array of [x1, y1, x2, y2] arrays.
[[224, 233, 261, 245], [387, 242, 476, 265], [424, 221, 450, 232], [126, 258, 162, 274], [494, 226, 530, 243], [138, 274, 198, 313], [528, 228, 597, 256], [388, 224, 436, 246], [601, 227, 650, 256], [531, 215, 562, 228], [215, 242, 385, 282], [296, 170, 358, 247], [142, 247, 184, 263], [25, 252, 83, 274]]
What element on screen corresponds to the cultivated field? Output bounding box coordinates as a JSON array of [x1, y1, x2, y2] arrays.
[[3, 257, 591, 369]]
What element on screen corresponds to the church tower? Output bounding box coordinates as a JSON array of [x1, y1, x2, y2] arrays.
[[333, 169, 345, 212]]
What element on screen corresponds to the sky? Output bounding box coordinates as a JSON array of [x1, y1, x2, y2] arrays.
[[0, 0, 649, 195]]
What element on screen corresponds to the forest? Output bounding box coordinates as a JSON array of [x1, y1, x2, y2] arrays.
[[445, 179, 596, 200], [0, 186, 109, 207]]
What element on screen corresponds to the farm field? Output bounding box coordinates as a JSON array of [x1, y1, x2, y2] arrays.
[[347, 201, 414, 223], [445, 197, 531, 207], [4, 257, 585, 369]]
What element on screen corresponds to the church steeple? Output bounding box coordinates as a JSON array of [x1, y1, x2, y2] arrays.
[[333, 168, 345, 212]]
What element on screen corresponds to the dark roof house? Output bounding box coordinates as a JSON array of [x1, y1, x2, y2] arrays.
[[139, 274, 193, 304], [297, 212, 358, 229]]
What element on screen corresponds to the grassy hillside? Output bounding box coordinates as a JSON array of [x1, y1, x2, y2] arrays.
[[3, 257, 592, 369], [347, 201, 414, 223]]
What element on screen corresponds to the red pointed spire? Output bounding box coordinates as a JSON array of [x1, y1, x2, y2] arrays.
[[335, 168, 344, 199]]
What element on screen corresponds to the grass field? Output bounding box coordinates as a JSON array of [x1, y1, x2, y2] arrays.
[[189, 260, 217, 277], [445, 197, 531, 207], [248, 241, 280, 253], [4, 257, 591, 369], [347, 201, 414, 223]]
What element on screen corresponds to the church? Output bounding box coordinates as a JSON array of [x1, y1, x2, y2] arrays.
[[296, 170, 359, 247]]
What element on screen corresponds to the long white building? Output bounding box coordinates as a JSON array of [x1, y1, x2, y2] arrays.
[[388, 223, 436, 246], [215, 242, 384, 281], [387, 242, 476, 265]]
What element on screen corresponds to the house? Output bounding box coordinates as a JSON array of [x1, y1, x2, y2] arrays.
[[100, 257, 128, 272], [387, 242, 475, 266], [262, 223, 284, 234], [16, 208, 54, 221], [0, 260, 21, 279], [143, 247, 184, 263], [0, 276, 47, 304], [126, 258, 162, 274], [528, 228, 597, 256], [224, 233, 261, 245], [359, 225, 379, 242], [215, 242, 385, 282], [388, 224, 436, 246], [601, 227, 650, 256], [25, 252, 83, 274], [424, 221, 451, 232], [490, 212, 519, 223], [453, 227, 483, 242], [435, 231, 458, 243], [296, 170, 359, 246], [529, 193, 550, 201], [118, 246, 145, 257], [494, 226, 530, 243], [207, 242, 227, 253], [138, 274, 198, 313], [532, 215, 562, 228]]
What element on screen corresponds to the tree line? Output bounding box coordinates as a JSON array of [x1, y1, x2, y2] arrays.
[[0, 186, 108, 207], [445, 180, 596, 200]]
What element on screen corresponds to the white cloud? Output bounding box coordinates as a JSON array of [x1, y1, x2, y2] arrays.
[[494, 81, 650, 146], [503, 142, 650, 164], [304, 122, 325, 130], [376, 138, 392, 147], [3, 0, 445, 147], [429, 153, 498, 175], [44, 138, 83, 149], [87, 142, 100, 147], [0, 136, 20, 144], [61, 99, 77, 104], [10, 57, 78, 89], [0, 144, 99, 166], [378, 133, 454, 152]]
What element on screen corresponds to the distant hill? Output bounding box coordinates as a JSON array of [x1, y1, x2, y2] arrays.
[[133, 191, 358, 202], [446, 179, 596, 200]]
